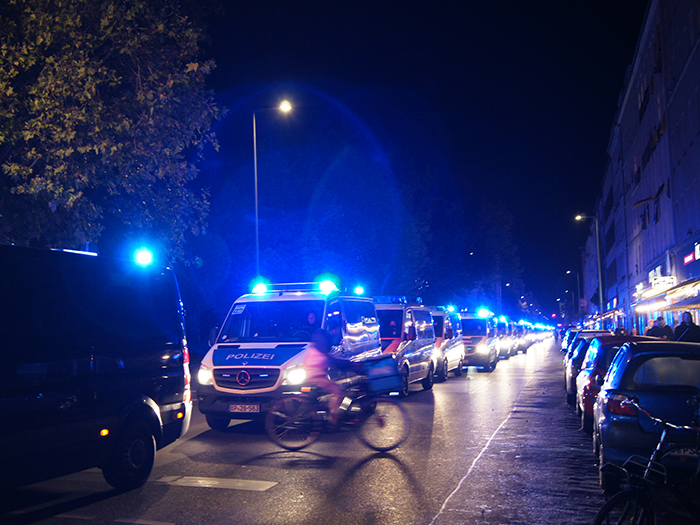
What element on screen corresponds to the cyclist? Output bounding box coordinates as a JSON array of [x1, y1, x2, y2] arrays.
[[302, 329, 346, 425]]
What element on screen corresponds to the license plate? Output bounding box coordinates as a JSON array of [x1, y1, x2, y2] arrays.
[[666, 447, 700, 458], [228, 404, 260, 413]]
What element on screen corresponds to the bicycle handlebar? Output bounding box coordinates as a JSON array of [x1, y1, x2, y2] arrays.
[[622, 395, 700, 432]]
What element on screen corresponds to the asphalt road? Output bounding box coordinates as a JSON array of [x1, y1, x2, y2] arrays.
[[2, 337, 612, 525]]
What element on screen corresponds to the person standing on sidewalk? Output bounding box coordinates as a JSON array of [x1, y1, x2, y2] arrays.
[[674, 311, 700, 342]]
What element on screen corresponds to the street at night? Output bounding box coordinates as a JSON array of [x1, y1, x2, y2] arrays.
[[3, 337, 613, 525]]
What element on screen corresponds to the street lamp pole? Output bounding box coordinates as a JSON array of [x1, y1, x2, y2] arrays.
[[576, 214, 604, 323], [253, 100, 292, 277], [567, 270, 582, 320]]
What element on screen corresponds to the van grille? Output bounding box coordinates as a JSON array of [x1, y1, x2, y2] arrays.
[[214, 368, 280, 390]]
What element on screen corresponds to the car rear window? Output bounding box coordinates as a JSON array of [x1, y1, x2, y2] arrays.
[[629, 356, 700, 389]]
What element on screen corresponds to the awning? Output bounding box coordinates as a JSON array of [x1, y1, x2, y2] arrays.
[[663, 296, 700, 312], [633, 277, 700, 313]]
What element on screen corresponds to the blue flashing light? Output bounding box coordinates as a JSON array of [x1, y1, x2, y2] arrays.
[[134, 248, 153, 266], [252, 282, 268, 294], [318, 280, 338, 295], [447, 305, 455, 312], [354, 286, 365, 295], [477, 307, 490, 318], [498, 315, 507, 323]]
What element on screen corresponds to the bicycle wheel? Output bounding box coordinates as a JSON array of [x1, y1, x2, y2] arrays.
[[356, 397, 410, 452], [265, 397, 320, 450], [591, 490, 656, 525]]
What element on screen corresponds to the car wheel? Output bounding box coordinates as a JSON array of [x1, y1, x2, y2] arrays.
[[206, 414, 231, 431], [436, 359, 448, 382], [593, 428, 600, 455], [566, 389, 575, 406], [422, 363, 434, 390], [582, 412, 593, 435], [399, 366, 410, 397], [102, 420, 156, 491], [454, 358, 464, 376]]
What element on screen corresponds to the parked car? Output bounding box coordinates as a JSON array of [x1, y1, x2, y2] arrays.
[[593, 340, 700, 494], [561, 328, 580, 353], [564, 332, 612, 405], [197, 282, 381, 428], [575, 335, 653, 433], [0, 245, 192, 490], [375, 297, 437, 396], [430, 307, 465, 382]]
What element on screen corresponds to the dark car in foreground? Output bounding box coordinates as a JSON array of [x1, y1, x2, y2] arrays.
[[593, 340, 700, 494]]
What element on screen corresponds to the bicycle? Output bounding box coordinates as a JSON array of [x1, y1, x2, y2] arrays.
[[265, 356, 410, 452], [592, 395, 700, 525]]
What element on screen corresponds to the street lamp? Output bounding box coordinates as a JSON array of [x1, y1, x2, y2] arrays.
[[254, 100, 292, 277], [576, 214, 604, 322]]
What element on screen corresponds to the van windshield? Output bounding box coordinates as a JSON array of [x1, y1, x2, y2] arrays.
[[377, 310, 402, 338], [461, 318, 487, 336], [218, 300, 325, 343]]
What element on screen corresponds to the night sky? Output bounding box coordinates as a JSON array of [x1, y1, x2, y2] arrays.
[[197, 1, 649, 319]]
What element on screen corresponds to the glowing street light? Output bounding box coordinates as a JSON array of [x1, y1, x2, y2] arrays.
[[576, 214, 604, 319], [254, 100, 293, 277]]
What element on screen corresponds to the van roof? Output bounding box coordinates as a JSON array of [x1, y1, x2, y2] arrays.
[[235, 290, 373, 303]]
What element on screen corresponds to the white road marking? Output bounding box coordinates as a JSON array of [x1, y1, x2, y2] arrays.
[[429, 375, 536, 525], [155, 476, 277, 491]]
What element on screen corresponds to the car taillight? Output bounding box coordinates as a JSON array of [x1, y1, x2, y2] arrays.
[[183, 345, 190, 365], [606, 394, 637, 416]]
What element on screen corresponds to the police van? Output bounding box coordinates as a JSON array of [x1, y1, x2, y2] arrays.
[[196, 282, 382, 429], [460, 312, 498, 372], [0, 245, 192, 490], [374, 296, 437, 396], [430, 307, 465, 381]]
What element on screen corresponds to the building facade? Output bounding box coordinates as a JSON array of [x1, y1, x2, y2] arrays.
[[581, 0, 700, 333]]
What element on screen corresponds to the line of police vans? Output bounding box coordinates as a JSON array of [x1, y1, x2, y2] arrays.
[[0, 243, 542, 490], [196, 283, 525, 430]]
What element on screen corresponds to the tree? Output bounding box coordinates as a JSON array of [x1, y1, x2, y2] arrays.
[[0, 0, 220, 260]]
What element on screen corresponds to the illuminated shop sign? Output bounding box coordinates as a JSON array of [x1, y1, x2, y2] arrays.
[[685, 243, 700, 265]]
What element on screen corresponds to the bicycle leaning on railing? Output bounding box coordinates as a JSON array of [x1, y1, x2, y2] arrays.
[[264, 354, 410, 452], [591, 394, 700, 525]]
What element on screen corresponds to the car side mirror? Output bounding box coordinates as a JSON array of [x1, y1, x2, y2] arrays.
[[407, 326, 417, 341], [595, 374, 605, 386]]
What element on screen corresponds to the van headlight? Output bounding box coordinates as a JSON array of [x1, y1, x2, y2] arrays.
[[285, 367, 307, 385], [477, 344, 488, 355], [197, 365, 214, 386]]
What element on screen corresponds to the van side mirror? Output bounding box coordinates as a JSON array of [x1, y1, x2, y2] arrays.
[[407, 326, 417, 341], [445, 328, 453, 339], [208, 327, 219, 347]]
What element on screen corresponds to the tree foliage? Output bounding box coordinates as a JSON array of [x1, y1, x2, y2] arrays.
[[0, 0, 220, 260]]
